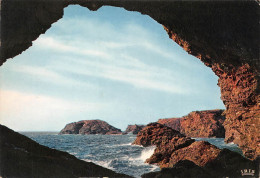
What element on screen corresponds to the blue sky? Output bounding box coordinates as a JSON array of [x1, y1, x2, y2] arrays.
[[0, 5, 225, 131]]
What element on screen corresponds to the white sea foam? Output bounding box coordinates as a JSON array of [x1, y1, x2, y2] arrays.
[[105, 142, 132, 148], [138, 146, 156, 162], [120, 142, 132, 146], [130, 144, 144, 148], [127, 146, 160, 176], [68, 152, 78, 155], [150, 164, 160, 172], [227, 142, 235, 145], [83, 159, 114, 170]]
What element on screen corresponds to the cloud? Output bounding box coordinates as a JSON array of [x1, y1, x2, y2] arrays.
[[31, 35, 191, 94], [40, 15, 180, 60], [48, 52, 189, 94], [6, 64, 97, 90], [24, 11, 204, 95], [0, 90, 104, 131], [26, 11, 205, 95], [35, 36, 110, 59]]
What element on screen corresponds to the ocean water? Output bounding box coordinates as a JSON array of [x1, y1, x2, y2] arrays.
[[194, 137, 243, 155], [21, 132, 242, 177]]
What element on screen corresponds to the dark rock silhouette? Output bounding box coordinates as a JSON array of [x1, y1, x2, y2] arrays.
[[142, 160, 211, 178], [0, 124, 131, 178], [59, 120, 122, 135], [142, 154, 259, 178], [158, 109, 225, 138]]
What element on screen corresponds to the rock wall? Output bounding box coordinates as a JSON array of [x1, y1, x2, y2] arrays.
[[212, 63, 260, 159], [158, 109, 225, 138], [1, 0, 259, 159]]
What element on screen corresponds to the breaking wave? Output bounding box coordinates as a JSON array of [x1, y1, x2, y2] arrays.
[[138, 146, 156, 162], [21, 133, 242, 177]]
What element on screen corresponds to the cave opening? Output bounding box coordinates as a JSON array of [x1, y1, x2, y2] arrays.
[[0, 5, 225, 132], [1, 1, 259, 177]]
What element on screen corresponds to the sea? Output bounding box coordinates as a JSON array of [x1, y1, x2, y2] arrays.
[[20, 132, 243, 178]]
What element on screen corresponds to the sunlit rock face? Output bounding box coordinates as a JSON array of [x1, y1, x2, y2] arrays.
[[158, 109, 226, 138], [1, 0, 259, 159], [132, 123, 195, 167], [133, 123, 256, 177]]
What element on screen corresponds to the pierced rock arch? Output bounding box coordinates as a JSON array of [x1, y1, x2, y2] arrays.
[[1, 0, 259, 160]]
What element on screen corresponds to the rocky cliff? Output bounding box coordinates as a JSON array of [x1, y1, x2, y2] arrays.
[[1, 0, 259, 159], [60, 120, 122, 135], [134, 123, 258, 178], [158, 109, 225, 138], [0, 124, 130, 178], [123, 124, 145, 135]]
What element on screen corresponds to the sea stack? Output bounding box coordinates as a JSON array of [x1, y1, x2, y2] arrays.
[[59, 120, 122, 135], [123, 124, 146, 135]]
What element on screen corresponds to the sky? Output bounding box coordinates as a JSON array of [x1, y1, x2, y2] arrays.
[[0, 5, 225, 131]]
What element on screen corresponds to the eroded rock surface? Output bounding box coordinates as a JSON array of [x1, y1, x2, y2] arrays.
[[123, 124, 145, 135], [0, 124, 131, 178], [212, 63, 260, 160], [168, 141, 221, 167], [135, 123, 258, 178], [59, 120, 122, 135], [133, 123, 195, 167], [158, 109, 226, 138], [133, 123, 222, 168]]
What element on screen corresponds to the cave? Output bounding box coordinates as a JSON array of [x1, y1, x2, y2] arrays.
[[1, 0, 259, 163]]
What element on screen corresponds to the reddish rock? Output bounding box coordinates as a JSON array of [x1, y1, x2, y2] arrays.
[[162, 3, 259, 159], [132, 123, 193, 146], [165, 16, 259, 159], [181, 110, 225, 138], [211, 63, 260, 160], [158, 110, 226, 138], [168, 141, 221, 168], [132, 123, 195, 167], [59, 120, 122, 135], [133, 123, 220, 168], [123, 124, 146, 135], [157, 118, 181, 132], [134, 123, 257, 177]]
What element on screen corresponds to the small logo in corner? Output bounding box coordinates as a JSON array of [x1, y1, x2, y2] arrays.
[[241, 169, 255, 176]]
